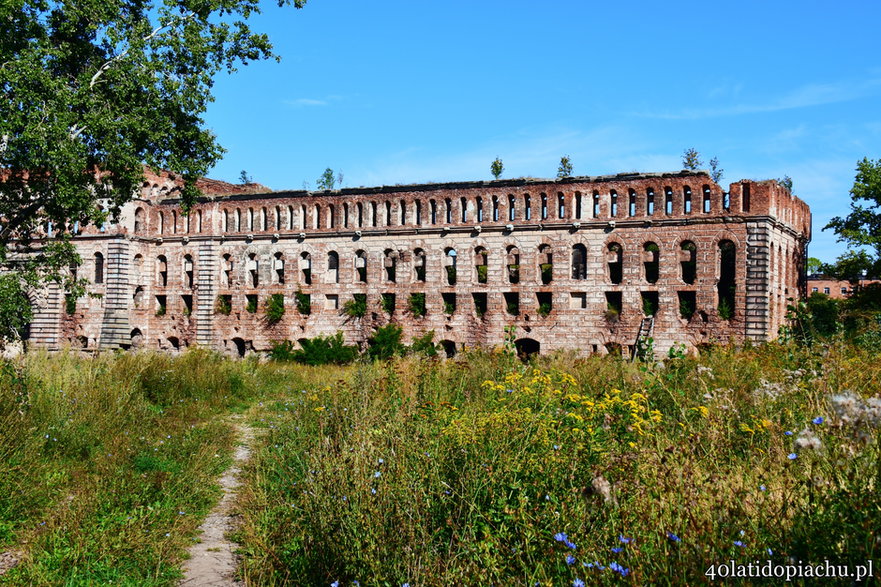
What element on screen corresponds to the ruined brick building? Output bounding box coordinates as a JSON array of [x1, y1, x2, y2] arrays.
[[26, 169, 811, 357]]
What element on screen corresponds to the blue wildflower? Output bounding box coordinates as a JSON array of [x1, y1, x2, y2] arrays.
[[566, 554, 576, 566], [554, 532, 569, 543], [784, 430, 793, 436], [813, 416, 824, 425], [759, 484, 766, 491], [378, 458, 384, 464], [619, 534, 632, 544], [506, 388, 514, 393], [374, 471, 381, 478], [611, 547, 623, 553], [788, 453, 798, 460], [734, 540, 745, 547], [370, 488, 377, 495], [573, 580, 585, 587], [768, 548, 773, 556], [667, 532, 681, 542], [331, 582, 339, 587]]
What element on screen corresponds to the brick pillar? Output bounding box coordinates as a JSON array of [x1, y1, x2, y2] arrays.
[[99, 237, 132, 349], [745, 221, 771, 341]]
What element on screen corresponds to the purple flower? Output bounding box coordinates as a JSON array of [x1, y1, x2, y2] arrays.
[[611, 547, 623, 553], [667, 532, 681, 542], [619, 534, 632, 544], [573, 580, 585, 587], [759, 484, 766, 492], [813, 416, 824, 425], [554, 532, 569, 543], [566, 554, 577, 566], [565, 539, 577, 550], [768, 548, 774, 555], [734, 540, 745, 547], [784, 430, 793, 436], [331, 582, 339, 587], [787, 453, 798, 460]]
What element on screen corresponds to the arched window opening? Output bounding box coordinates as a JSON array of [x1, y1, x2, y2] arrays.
[[476, 197, 484, 222], [287, 206, 294, 230], [572, 244, 587, 280], [328, 251, 340, 283], [444, 248, 457, 285], [684, 186, 693, 214], [275, 207, 282, 231], [261, 207, 267, 231], [300, 252, 312, 285], [646, 189, 655, 215], [430, 200, 437, 224], [506, 246, 520, 284], [703, 185, 711, 213], [221, 254, 233, 286], [524, 194, 532, 220], [628, 190, 637, 217], [371, 202, 378, 227], [592, 192, 600, 218], [610, 191, 618, 217], [300, 205, 306, 230], [508, 195, 516, 221], [274, 252, 285, 285], [247, 253, 258, 287], [133, 286, 144, 308], [607, 243, 623, 284], [538, 244, 553, 284], [399, 200, 406, 225], [557, 193, 565, 218], [172, 210, 178, 234], [415, 200, 422, 225], [540, 193, 548, 220], [575, 192, 582, 219], [158, 212, 165, 235], [385, 201, 392, 226], [680, 241, 697, 284], [355, 250, 367, 282], [328, 204, 336, 229], [94, 252, 104, 284], [414, 249, 426, 282], [384, 249, 398, 283], [196, 210, 203, 233], [445, 199, 453, 224], [184, 254, 194, 288], [247, 208, 254, 231], [460, 197, 468, 222], [474, 247, 488, 284], [235, 209, 242, 231], [664, 187, 673, 215], [222, 209, 230, 232], [134, 208, 144, 233], [342, 203, 349, 228], [314, 204, 322, 229], [643, 242, 659, 284], [157, 255, 168, 287], [718, 240, 736, 320], [492, 196, 500, 222], [357, 202, 364, 227]]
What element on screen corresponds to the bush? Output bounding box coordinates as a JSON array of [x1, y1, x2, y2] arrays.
[[367, 324, 405, 361], [476, 264, 488, 283], [216, 295, 232, 315], [265, 294, 285, 324], [295, 291, 311, 315], [343, 294, 367, 318], [408, 293, 426, 317], [410, 330, 438, 357], [245, 295, 258, 314], [540, 263, 553, 284], [537, 302, 551, 317], [65, 294, 77, 315], [381, 293, 395, 314], [271, 333, 358, 365]]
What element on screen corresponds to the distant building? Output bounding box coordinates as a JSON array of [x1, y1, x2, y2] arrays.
[[806, 276, 880, 299], [26, 169, 811, 358]]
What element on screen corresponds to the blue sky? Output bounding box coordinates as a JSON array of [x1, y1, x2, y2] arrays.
[[203, 0, 881, 263]]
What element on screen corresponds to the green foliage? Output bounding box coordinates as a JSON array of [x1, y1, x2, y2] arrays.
[[265, 293, 285, 324], [316, 167, 341, 191], [777, 175, 794, 191], [718, 296, 733, 320], [807, 256, 823, 275], [709, 156, 723, 183], [540, 263, 553, 284], [295, 291, 311, 315], [443, 299, 455, 315], [215, 294, 232, 315], [642, 295, 657, 317], [682, 147, 702, 170], [507, 263, 520, 283], [0, 0, 307, 337], [64, 294, 77, 315], [0, 275, 33, 341], [343, 294, 367, 318], [381, 293, 395, 314], [410, 330, 438, 357], [271, 333, 358, 365], [476, 264, 488, 283], [239, 170, 253, 184], [490, 157, 504, 180], [820, 249, 877, 282], [367, 324, 405, 361], [537, 302, 551, 317], [408, 293, 426, 317], [679, 297, 695, 320], [245, 295, 258, 314], [557, 155, 573, 178], [825, 158, 881, 270], [445, 265, 456, 285]]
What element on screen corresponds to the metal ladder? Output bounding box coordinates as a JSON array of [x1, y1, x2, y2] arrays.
[[632, 316, 654, 362]]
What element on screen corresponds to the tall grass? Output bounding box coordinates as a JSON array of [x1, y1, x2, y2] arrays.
[[0, 349, 291, 584], [237, 343, 881, 585]]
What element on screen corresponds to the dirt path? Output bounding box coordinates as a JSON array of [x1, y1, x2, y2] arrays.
[[0, 549, 22, 576], [180, 416, 254, 587]]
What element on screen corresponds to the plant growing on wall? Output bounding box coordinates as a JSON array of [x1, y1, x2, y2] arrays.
[[215, 295, 232, 315], [245, 295, 258, 314], [381, 293, 395, 314], [408, 293, 426, 317], [490, 157, 504, 180], [295, 291, 311, 315], [557, 155, 573, 178], [343, 294, 367, 318], [265, 293, 285, 324]]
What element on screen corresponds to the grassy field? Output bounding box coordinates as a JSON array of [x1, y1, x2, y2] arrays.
[[1, 341, 879, 585]]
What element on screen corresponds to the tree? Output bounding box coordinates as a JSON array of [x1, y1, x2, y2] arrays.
[[825, 158, 881, 263], [239, 170, 254, 184], [316, 168, 338, 190], [777, 175, 794, 192], [806, 257, 823, 276], [557, 155, 573, 178], [682, 148, 702, 170], [0, 0, 306, 342], [490, 157, 504, 180], [709, 157, 723, 184], [819, 250, 877, 283]]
